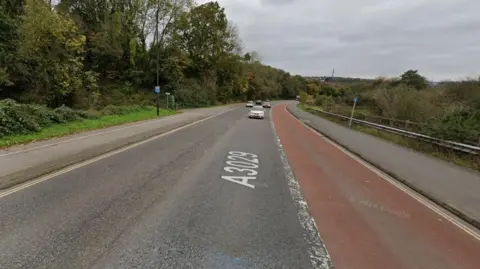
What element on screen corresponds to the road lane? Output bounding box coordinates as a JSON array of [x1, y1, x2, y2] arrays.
[[0, 105, 318, 268], [272, 103, 480, 269]]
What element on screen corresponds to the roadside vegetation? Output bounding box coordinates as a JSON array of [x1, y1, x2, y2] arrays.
[[0, 99, 175, 148], [298, 71, 480, 170], [0, 0, 307, 144], [0, 0, 306, 108]]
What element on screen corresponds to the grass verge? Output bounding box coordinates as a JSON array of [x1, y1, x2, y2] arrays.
[[299, 104, 480, 171], [0, 107, 177, 148]]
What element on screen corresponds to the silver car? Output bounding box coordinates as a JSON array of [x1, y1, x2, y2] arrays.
[[248, 106, 265, 119]]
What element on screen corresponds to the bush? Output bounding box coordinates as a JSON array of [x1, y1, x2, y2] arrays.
[[315, 94, 335, 109], [372, 85, 439, 122], [54, 105, 83, 122], [0, 99, 92, 138], [425, 108, 480, 144], [0, 99, 155, 138], [299, 91, 311, 104], [26, 104, 65, 125], [177, 79, 210, 108], [0, 99, 41, 136]]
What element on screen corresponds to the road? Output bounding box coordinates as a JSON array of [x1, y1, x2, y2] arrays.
[[273, 104, 480, 269], [0, 104, 324, 269], [0, 102, 479, 268]]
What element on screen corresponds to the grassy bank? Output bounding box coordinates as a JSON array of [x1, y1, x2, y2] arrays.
[[0, 107, 176, 148], [299, 104, 480, 171]]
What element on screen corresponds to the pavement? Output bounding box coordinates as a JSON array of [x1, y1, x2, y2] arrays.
[[0, 101, 479, 269], [0, 105, 238, 190], [287, 103, 480, 229]]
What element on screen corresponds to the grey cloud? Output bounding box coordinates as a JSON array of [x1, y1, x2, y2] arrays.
[[202, 0, 480, 80], [260, 0, 296, 6]]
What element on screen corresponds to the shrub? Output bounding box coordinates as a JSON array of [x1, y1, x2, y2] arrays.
[[177, 79, 210, 108], [425, 108, 480, 144], [0, 99, 41, 136], [299, 91, 311, 103], [26, 104, 65, 125], [54, 105, 83, 122], [315, 94, 335, 110], [372, 85, 439, 122]]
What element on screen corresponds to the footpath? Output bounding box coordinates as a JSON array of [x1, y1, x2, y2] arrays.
[[287, 103, 480, 230], [0, 105, 238, 190]]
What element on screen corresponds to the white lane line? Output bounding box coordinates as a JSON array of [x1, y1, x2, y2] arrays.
[[285, 105, 480, 242], [0, 111, 211, 157], [269, 108, 333, 269], [0, 108, 237, 199]]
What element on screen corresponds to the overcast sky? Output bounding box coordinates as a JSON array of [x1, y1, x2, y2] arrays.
[[198, 0, 480, 81]]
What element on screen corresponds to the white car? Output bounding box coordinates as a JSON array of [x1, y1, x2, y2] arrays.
[[248, 106, 265, 119], [246, 101, 254, 107]]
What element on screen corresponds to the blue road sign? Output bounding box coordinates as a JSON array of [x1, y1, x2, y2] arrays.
[[155, 86, 160, 93], [353, 97, 358, 102]]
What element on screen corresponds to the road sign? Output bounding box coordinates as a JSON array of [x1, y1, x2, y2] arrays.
[[165, 92, 171, 95], [353, 97, 358, 102], [155, 86, 160, 93]]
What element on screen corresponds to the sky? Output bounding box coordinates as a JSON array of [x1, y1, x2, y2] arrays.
[[198, 0, 480, 81]]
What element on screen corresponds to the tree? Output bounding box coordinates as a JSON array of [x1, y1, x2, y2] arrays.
[[172, 1, 236, 74], [17, 0, 86, 106], [0, 0, 307, 108], [400, 70, 428, 90], [170, 1, 240, 104]]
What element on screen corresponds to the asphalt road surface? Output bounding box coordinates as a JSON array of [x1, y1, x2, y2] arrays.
[[273, 104, 480, 269], [0, 104, 326, 269], [1, 102, 479, 269]]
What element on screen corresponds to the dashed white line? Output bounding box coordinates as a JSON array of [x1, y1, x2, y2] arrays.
[[269, 107, 333, 269]]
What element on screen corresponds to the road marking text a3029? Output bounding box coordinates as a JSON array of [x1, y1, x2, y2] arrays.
[[221, 151, 259, 189]]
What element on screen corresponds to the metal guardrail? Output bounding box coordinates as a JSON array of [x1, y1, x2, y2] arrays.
[[310, 109, 480, 155]]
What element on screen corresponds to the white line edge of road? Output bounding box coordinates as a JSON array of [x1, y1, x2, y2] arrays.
[[0, 109, 224, 157], [269, 107, 333, 269], [0, 107, 238, 199], [285, 105, 480, 242]]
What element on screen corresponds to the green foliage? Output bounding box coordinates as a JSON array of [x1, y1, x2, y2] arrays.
[[425, 107, 480, 144], [399, 70, 428, 90], [299, 91, 311, 103], [373, 85, 438, 121], [0, 99, 154, 138], [315, 94, 334, 109], [306, 72, 480, 145], [1, 0, 308, 112], [101, 105, 144, 116], [0, 99, 41, 136], [16, 0, 86, 106]]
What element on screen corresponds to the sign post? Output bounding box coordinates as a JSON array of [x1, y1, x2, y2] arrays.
[[166, 92, 171, 109], [155, 86, 161, 116], [349, 97, 358, 128]]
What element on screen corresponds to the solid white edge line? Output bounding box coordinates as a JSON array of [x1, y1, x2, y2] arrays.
[[0, 107, 238, 199], [0, 107, 236, 157], [269, 106, 333, 269], [285, 105, 480, 242]]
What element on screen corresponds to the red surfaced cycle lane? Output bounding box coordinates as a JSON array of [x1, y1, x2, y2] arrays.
[[272, 104, 480, 269]]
